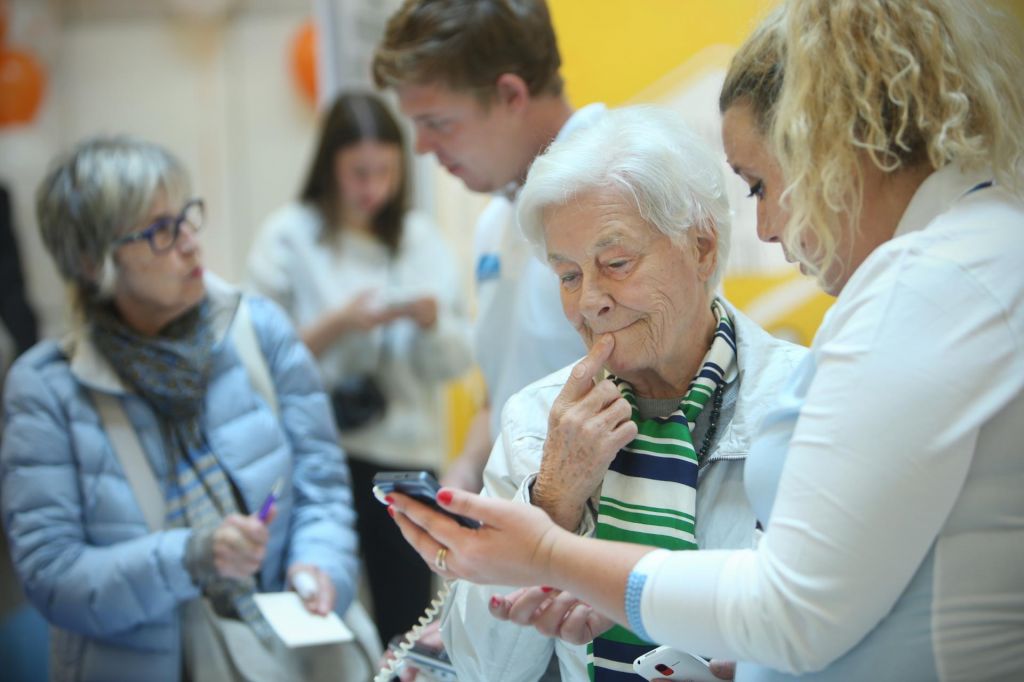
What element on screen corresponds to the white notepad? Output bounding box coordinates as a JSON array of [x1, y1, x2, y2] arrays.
[[253, 592, 355, 648]]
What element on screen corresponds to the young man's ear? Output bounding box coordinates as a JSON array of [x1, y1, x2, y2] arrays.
[[494, 73, 530, 113]]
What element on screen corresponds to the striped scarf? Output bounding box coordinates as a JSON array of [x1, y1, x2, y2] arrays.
[[91, 301, 272, 641], [589, 299, 737, 680]]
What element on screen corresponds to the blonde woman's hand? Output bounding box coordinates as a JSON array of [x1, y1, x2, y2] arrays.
[[388, 488, 565, 587]]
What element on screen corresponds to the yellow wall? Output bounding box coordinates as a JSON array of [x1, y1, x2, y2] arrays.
[[551, 0, 1024, 108], [448, 0, 1024, 457], [550, 0, 774, 108]]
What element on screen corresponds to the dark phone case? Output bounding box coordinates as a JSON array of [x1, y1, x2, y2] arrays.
[[372, 471, 481, 528]]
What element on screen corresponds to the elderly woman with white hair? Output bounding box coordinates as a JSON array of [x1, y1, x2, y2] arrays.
[[436, 106, 806, 682], [0, 136, 366, 682]]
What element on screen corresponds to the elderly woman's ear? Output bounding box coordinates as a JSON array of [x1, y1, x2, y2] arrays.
[[693, 226, 718, 285]]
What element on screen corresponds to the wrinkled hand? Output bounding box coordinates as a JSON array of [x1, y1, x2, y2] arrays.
[[533, 335, 637, 529], [212, 513, 270, 579], [287, 563, 336, 616], [389, 488, 567, 588], [394, 296, 438, 330], [489, 586, 614, 645]]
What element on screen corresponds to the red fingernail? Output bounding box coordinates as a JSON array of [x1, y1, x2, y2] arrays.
[[384, 495, 395, 505], [541, 586, 553, 593], [387, 505, 395, 518], [489, 596, 501, 608], [437, 489, 454, 505]]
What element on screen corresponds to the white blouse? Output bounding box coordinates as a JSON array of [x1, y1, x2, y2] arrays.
[[634, 164, 1024, 681]]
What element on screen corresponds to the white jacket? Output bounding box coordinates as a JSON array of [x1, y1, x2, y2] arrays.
[[441, 302, 807, 682]]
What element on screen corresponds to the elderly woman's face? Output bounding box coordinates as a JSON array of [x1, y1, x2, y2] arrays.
[[111, 193, 206, 334], [544, 188, 716, 390]]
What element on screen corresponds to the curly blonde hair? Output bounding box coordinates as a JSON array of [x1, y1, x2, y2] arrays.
[[720, 6, 784, 135], [728, 0, 1024, 287]]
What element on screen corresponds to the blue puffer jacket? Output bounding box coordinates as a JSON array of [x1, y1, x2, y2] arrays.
[[0, 277, 359, 682]]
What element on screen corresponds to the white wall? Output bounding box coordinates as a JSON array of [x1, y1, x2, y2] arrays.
[[0, 0, 522, 341], [0, 1, 329, 337]]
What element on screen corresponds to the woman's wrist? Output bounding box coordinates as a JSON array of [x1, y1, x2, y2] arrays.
[[184, 527, 218, 588], [624, 548, 671, 642]]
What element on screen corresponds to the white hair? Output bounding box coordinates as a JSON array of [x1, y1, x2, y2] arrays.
[[518, 105, 732, 291]]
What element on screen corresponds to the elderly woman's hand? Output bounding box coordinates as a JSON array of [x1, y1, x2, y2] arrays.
[[388, 488, 567, 587], [488, 586, 615, 645], [533, 335, 638, 529]]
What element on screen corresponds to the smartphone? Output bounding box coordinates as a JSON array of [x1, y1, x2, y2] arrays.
[[372, 470, 481, 529], [633, 645, 716, 682]]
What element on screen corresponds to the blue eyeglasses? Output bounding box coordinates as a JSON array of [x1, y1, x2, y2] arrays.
[[111, 198, 204, 253]]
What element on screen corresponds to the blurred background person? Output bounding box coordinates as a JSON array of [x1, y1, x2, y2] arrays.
[[248, 91, 471, 647], [0, 183, 39, 370], [0, 179, 46, 682], [0, 136, 360, 682]]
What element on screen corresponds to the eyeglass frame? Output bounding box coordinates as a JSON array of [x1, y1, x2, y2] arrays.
[[110, 198, 205, 253]]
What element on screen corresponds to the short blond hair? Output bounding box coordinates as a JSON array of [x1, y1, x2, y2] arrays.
[[726, 0, 1024, 287]]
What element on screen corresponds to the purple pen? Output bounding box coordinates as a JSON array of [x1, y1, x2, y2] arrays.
[[257, 478, 284, 523]]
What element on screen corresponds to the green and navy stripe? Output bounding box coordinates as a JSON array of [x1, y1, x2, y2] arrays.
[[589, 299, 736, 680]]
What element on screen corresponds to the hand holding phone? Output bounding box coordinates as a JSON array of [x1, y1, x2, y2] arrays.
[[372, 471, 481, 529], [633, 646, 717, 682]]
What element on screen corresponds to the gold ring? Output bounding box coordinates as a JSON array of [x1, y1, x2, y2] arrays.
[[434, 546, 448, 572]]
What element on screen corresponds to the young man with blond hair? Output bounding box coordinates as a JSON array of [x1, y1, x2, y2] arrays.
[[373, 1, 604, 678], [374, 0, 603, 504]]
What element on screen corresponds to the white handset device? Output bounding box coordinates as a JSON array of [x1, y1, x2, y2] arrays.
[[633, 645, 717, 682]]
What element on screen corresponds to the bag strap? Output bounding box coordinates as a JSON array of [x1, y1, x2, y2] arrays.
[[93, 390, 166, 532], [231, 296, 279, 415]]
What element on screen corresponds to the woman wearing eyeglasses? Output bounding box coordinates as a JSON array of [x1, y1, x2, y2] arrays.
[[0, 136, 362, 681]]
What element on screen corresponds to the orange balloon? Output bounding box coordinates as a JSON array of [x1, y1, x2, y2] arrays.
[[290, 20, 317, 105], [0, 48, 46, 126]]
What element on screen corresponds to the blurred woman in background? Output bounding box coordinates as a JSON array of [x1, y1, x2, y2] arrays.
[[249, 92, 471, 646], [0, 136, 361, 681]]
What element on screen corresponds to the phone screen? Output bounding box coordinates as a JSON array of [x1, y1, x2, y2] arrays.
[[372, 471, 481, 529]]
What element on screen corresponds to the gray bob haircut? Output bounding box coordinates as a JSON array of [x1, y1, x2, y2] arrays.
[[36, 135, 189, 308], [518, 105, 731, 291]]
